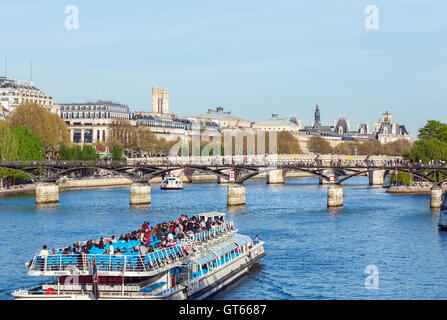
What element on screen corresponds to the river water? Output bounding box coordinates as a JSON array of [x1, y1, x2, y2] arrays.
[[1, 177, 446, 300]]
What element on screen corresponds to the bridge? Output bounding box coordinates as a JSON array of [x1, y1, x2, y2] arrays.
[[2, 154, 447, 209]]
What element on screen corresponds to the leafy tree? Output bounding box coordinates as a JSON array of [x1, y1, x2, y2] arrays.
[[417, 120, 447, 142], [11, 125, 44, 160], [59, 145, 99, 161], [391, 171, 413, 186], [111, 144, 124, 161], [277, 131, 301, 154], [0, 119, 17, 161], [9, 101, 70, 152], [308, 135, 332, 154], [404, 138, 447, 163], [332, 141, 359, 155]]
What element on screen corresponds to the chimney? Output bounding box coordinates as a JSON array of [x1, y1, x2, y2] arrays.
[[298, 117, 302, 129], [347, 117, 351, 131]]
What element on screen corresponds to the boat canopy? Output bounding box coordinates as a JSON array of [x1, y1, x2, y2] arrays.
[[196, 253, 219, 266], [196, 211, 226, 222], [231, 234, 252, 248], [213, 242, 239, 257]]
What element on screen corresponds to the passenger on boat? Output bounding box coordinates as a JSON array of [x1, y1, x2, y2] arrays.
[[108, 241, 114, 255], [39, 245, 49, 258], [137, 244, 147, 257]]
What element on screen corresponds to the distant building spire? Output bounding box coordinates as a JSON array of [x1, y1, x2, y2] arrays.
[[314, 104, 321, 128]]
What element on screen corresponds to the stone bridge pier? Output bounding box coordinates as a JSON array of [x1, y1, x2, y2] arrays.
[[171, 168, 193, 183], [320, 169, 335, 185], [35, 182, 59, 204], [327, 184, 343, 208], [266, 169, 285, 184], [431, 186, 443, 209], [227, 183, 245, 206], [368, 170, 386, 186], [130, 183, 151, 205]]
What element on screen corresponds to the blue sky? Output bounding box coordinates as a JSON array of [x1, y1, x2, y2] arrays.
[[1, 0, 446, 136]]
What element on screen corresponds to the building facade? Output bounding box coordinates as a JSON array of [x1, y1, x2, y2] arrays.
[[252, 114, 301, 132], [186, 107, 251, 129], [373, 111, 411, 143], [59, 100, 131, 144], [301, 104, 373, 141], [0, 76, 56, 116]]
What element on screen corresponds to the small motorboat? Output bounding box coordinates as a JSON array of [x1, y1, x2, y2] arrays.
[[438, 192, 447, 230], [160, 176, 183, 190]]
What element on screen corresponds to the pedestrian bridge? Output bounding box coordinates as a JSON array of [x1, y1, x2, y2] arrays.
[[2, 154, 447, 209]]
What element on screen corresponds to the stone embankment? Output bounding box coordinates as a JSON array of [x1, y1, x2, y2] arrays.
[[386, 185, 447, 195]]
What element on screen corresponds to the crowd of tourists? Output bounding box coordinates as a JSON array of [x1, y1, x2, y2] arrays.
[[39, 214, 228, 258]]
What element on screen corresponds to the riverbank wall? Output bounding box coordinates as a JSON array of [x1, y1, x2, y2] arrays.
[[386, 185, 447, 195]]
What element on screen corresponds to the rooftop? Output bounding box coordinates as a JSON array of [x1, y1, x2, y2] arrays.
[[254, 114, 300, 127]]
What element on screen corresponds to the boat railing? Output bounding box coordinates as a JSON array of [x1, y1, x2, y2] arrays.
[[179, 222, 234, 246], [29, 244, 186, 274], [28, 221, 235, 275]]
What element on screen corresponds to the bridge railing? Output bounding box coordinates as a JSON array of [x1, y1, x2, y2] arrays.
[[3, 158, 447, 170]]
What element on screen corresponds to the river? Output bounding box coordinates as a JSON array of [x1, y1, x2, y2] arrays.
[[1, 177, 446, 300]]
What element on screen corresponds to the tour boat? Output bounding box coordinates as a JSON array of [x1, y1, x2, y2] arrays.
[[12, 212, 266, 300], [438, 193, 447, 230], [161, 176, 183, 190]]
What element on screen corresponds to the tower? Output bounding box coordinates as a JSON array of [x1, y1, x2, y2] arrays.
[[152, 84, 169, 114], [314, 104, 321, 128]]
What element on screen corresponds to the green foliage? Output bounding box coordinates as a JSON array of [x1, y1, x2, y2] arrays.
[[0, 120, 17, 162], [404, 138, 447, 162], [11, 126, 44, 160], [10, 101, 70, 151], [418, 120, 447, 142], [391, 171, 413, 186], [401, 120, 447, 162], [111, 144, 124, 161], [59, 145, 99, 161]]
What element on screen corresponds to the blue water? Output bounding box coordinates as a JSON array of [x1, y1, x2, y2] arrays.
[[1, 177, 446, 300]]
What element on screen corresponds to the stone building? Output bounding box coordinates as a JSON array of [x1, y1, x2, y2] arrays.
[[301, 104, 373, 142], [373, 111, 411, 143], [59, 100, 131, 144], [186, 106, 251, 129], [0, 76, 57, 116], [252, 114, 301, 132]]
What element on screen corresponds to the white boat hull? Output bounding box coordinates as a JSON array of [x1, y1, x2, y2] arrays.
[[13, 242, 265, 300]]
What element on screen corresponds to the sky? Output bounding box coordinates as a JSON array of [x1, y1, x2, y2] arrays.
[[1, 0, 446, 136]]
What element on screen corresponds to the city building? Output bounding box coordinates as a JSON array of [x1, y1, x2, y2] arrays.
[[186, 106, 251, 129], [59, 100, 131, 144], [373, 111, 411, 143], [252, 114, 301, 132], [134, 112, 196, 138], [301, 104, 374, 142], [0, 76, 57, 115]]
